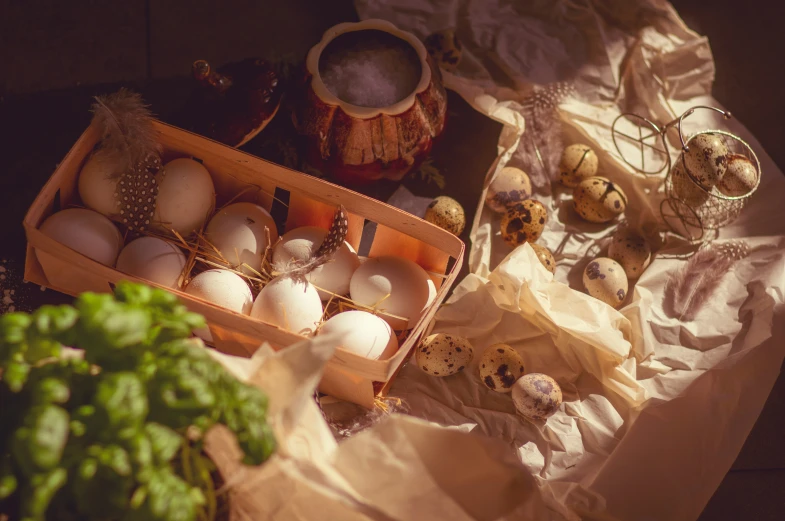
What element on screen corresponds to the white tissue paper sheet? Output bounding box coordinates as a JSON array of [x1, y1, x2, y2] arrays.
[[205, 2, 785, 520]]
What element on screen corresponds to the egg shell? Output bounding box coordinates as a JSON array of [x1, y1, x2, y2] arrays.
[[185, 269, 253, 314], [511, 373, 563, 421], [154, 158, 216, 236], [116, 237, 187, 289], [559, 144, 598, 187], [423, 29, 462, 71], [718, 154, 757, 196], [486, 166, 532, 213], [318, 310, 398, 360], [529, 243, 556, 274], [39, 208, 123, 266], [185, 269, 253, 342], [272, 226, 360, 300], [349, 256, 432, 330], [500, 199, 547, 247], [77, 153, 121, 217], [425, 196, 465, 236], [479, 344, 525, 393], [251, 276, 323, 335], [671, 159, 710, 208], [205, 202, 278, 275], [683, 133, 729, 189], [415, 333, 474, 377], [608, 228, 651, 280], [573, 177, 627, 223], [583, 257, 628, 308]]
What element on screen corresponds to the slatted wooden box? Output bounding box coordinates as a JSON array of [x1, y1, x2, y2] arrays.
[[23, 120, 464, 408]]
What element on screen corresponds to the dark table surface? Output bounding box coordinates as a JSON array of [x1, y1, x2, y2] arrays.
[[1, 1, 783, 519]]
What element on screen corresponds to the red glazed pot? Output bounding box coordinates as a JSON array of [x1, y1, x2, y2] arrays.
[[292, 19, 447, 185]]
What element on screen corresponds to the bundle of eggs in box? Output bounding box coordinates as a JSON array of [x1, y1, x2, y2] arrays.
[[39, 91, 439, 363]]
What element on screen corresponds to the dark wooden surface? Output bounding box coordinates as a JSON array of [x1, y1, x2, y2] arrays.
[[0, 1, 783, 519]]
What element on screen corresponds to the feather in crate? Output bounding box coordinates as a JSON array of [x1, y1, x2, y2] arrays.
[[512, 81, 576, 192], [273, 205, 350, 280], [90, 88, 162, 233], [664, 241, 749, 321]]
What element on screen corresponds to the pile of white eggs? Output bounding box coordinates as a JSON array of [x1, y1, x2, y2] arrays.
[[40, 154, 439, 361]]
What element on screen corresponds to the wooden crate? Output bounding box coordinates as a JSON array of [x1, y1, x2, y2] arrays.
[[23, 120, 464, 408]]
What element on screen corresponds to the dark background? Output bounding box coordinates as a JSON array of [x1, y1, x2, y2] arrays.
[[1, 1, 783, 519]]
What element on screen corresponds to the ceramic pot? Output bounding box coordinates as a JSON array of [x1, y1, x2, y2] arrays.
[[292, 19, 447, 185]]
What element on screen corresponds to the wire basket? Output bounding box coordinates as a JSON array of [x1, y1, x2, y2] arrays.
[[611, 106, 761, 241]]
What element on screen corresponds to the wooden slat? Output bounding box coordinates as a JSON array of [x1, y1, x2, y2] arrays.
[[285, 191, 364, 250]]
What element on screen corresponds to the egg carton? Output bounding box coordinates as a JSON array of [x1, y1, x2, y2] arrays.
[[23, 120, 465, 408]]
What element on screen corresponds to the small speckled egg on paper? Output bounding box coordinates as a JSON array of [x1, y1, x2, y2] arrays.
[[683, 133, 729, 189], [559, 143, 598, 187], [529, 243, 556, 274], [608, 228, 651, 280], [486, 166, 532, 213], [573, 177, 627, 223], [583, 257, 628, 309], [425, 196, 465, 236], [512, 373, 563, 421], [718, 154, 757, 196], [500, 199, 547, 247], [479, 344, 525, 393], [415, 333, 474, 377]]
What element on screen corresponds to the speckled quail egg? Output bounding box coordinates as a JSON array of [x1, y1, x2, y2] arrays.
[[583, 257, 628, 309], [425, 196, 465, 236], [479, 344, 525, 393], [573, 177, 627, 223], [486, 166, 532, 213], [529, 243, 556, 274], [512, 373, 563, 421], [683, 133, 729, 190], [424, 29, 463, 71], [671, 158, 710, 208], [608, 227, 651, 280], [500, 199, 547, 247], [559, 144, 598, 187], [415, 333, 474, 377], [717, 154, 757, 196]]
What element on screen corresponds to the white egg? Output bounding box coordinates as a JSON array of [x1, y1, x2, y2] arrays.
[[318, 310, 398, 360], [205, 202, 278, 275], [39, 208, 123, 266], [251, 276, 323, 335], [154, 158, 215, 236], [272, 226, 360, 299], [77, 153, 121, 217], [116, 237, 187, 289], [184, 269, 253, 343], [184, 269, 253, 314], [349, 256, 431, 330], [583, 257, 628, 309]]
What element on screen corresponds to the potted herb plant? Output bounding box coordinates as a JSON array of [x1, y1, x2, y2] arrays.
[[0, 281, 276, 521]]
